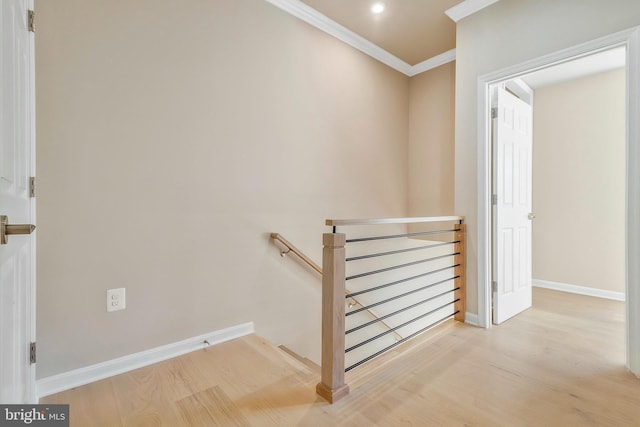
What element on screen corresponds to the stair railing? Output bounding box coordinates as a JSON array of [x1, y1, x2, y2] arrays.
[[316, 216, 466, 403]]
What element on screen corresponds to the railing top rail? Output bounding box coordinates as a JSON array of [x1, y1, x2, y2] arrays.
[[325, 216, 464, 227]]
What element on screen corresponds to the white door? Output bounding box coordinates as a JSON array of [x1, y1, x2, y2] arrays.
[[492, 87, 533, 324], [0, 0, 36, 403]]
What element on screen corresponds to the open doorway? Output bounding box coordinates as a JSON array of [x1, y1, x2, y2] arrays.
[[491, 47, 626, 325], [476, 26, 640, 376], [526, 49, 626, 303]]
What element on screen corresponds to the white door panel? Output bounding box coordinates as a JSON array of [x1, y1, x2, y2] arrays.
[[0, 0, 36, 403], [493, 87, 533, 324]]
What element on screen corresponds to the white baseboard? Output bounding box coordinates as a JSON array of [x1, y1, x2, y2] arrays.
[[533, 279, 625, 302], [464, 312, 480, 327], [37, 322, 254, 399]]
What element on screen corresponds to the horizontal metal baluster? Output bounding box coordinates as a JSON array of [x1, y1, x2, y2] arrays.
[[346, 241, 458, 262], [346, 265, 459, 299], [346, 299, 459, 352], [346, 229, 458, 243], [345, 288, 459, 334], [346, 253, 459, 281], [346, 276, 458, 316], [345, 311, 459, 372]]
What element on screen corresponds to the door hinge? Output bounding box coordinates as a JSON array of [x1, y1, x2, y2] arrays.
[[28, 10, 35, 33], [491, 107, 498, 119], [492, 281, 497, 293], [30, 342, 36, 364], [492, 194, 497, 205], [29, 177, 35, 198]]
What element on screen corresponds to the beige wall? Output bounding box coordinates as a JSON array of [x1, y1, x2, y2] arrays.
[[455, 0, 640, 314], [532, 69, 625, 293], [35, 0, 410, 377], [408, 62, 455, 217]]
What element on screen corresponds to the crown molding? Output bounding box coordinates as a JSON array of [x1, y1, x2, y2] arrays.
[[265, 0, 458, 76], [265, 0, 412, 75], [408, 49, 456, 76], [445, 0, 500, 23]]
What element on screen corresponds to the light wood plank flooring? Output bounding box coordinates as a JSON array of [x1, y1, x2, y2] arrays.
[[42, 288, 640, 426]]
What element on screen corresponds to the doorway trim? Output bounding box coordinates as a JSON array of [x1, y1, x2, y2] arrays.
[[476, 26, 640, 375]]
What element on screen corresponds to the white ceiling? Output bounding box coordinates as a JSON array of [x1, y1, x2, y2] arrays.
[[521, 47, 626, 89]]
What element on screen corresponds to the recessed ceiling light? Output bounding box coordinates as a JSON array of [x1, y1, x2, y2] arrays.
[[371, 2, 385, 14]]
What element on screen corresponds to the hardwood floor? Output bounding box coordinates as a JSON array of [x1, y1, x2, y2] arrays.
[[42, 288, 640, 426]]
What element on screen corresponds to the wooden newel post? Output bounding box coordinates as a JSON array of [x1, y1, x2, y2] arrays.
[[454, 224, 466, 322], [316, 232, 350, 403]]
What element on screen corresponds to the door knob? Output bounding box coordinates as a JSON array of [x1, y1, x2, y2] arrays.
[[528, 213, 536, 220], [1, 215, 36, 245]]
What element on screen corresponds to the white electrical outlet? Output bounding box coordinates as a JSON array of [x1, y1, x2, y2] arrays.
[[107, 288, 126, 312]]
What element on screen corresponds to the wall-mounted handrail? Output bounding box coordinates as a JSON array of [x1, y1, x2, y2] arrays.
[[270, 233, 322, 275]]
